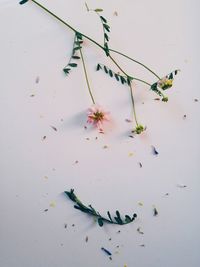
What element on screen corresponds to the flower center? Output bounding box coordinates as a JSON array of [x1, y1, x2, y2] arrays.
[[93, 111, 104, 121]]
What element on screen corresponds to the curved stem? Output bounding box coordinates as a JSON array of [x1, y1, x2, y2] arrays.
[[129, 83, 139, 127], [109, 49, 161, 80], [131, 78, 151, 87], [79, 47, 95, 104]]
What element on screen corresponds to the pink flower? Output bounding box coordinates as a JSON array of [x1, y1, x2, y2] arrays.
[[87, 104, 110, 132]]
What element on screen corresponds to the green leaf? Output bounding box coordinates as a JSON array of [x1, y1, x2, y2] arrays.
[[104, 66, 108, 73], [72, 56, 80, 59], [96, 64, 102, 71], [104, 42, 109, 56], [115, 210, 123, 224], [63, 68, 71, 74], [125, 215, 132, 223], [68, 63, 77, 67], [107, 211, 113, 222], [169, 72, 173, 79], [103, 24, 110, 32], [120, 76, 126, 84], [98, 218, 104, 227], [104, 33, 109, 42], [19, 0, 29, 4], [76, 32, 83, 40], [100, 16, 107, 23], [108, 69, 113, 77], [127, 77, 132, 85], [73, 47, 82, 53], [94, 8, 103, 12], [115, 74, 120, 81]]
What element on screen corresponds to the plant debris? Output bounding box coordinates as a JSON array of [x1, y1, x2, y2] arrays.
[[183, 114, 187, 119], [50, 201, 56, 208], [177, 184, 187, 188], [138, 162, 142, 168], [153, 207, 158, 216], [35, 76, 40, 83], [30, 94, 35, 97], [194, 99, 198, 102], [42, 136, 47, 140], [50, 125, 57, 131], [137, 227, 144, 234], [140, 244, 145, 247], [44, 209, 48, 212], [85, 236, 88, 242], [154, 98, 160, 101], [113, 11, 118, 16], [152, 145, 159, 155], [125, 119, 132, 123], [101, 247, 112, 256], [129, 135, 134, 138]]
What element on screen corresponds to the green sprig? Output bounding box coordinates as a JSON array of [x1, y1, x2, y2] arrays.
[[65, 189, 137, 227], [63, 32, 83, 75], [96, 63, 133, 85]]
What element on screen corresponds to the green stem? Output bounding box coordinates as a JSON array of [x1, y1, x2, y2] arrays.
[[131, 78, 151, 87], [109, 49, 161, 80], [108, 54, 129, 76], [129, 82, 139, 127], [30, 0, 153, 87], [31, 0, 104, 51], [79, 47, 95, 104]]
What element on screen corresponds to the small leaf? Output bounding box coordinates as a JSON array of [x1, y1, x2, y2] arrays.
[[104, 33, 109, 42], [68, 63, 77, 67], [96, 64, 102, 71], [72, 56, 80, 59], [108, 69, 113, 77], [19, 0, 29, 4], [63, 68, 71, 74], [98, 218, 104, 227], [115, 74, 120, 81], [74, 205, 84, 211], [76, 32, 83, 40], [104, 66, 108, 73], [120, 76, 126, 84], [125, 215, 132, 223], [169, 72, 173, 79], [115, 210, 123, 224], [107, 211, 113, 222], [94, 8, 103, 12], [100, 16, 107, 23], [103, 24, 110, 32], [127, 77, 131, 85], [73, 46, 82, 53]]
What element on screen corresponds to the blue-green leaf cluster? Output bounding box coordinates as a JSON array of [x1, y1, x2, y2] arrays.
[[65, 189, 137, 227]]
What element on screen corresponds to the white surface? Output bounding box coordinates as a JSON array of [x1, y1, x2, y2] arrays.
[[1, 1, 200, 267]]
